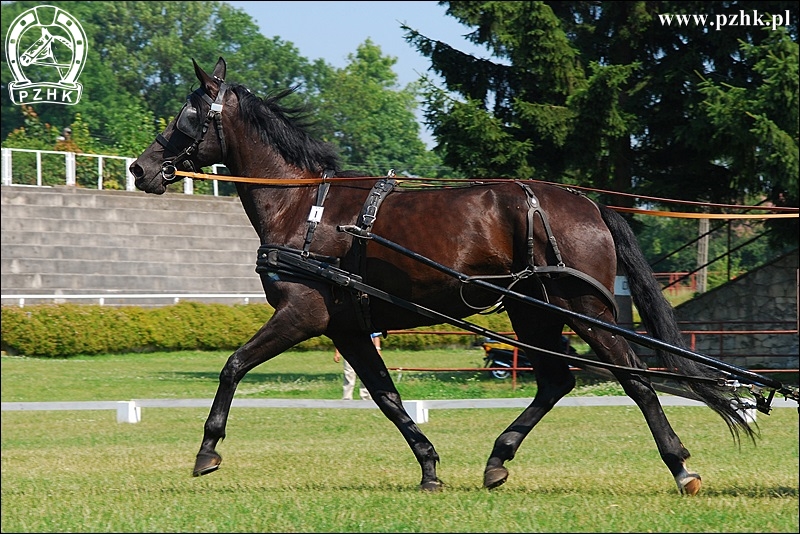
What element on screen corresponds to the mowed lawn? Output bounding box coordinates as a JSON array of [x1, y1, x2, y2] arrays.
[[1, 350, 798, 532]]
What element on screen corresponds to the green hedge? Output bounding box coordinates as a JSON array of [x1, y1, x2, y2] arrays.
[[1, 302, 514, 358]]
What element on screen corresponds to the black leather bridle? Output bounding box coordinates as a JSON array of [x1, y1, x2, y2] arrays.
[[156, 77, 229, 184]]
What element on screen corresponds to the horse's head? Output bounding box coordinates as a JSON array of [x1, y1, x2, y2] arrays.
[[129, 57, 232, 194]]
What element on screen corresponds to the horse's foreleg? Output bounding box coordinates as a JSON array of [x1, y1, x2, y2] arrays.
[[334, 335, 443, 491], [572, 323, 701, 495], [376, 389, 443, 491], [194, 305, 324, 477], [483, 353, 575, 489]]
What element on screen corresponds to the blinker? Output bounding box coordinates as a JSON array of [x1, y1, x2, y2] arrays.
[[175, 103, 201, 136]]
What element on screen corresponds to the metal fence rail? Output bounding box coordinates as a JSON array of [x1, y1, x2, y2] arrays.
[[1, 147, 228, 195]]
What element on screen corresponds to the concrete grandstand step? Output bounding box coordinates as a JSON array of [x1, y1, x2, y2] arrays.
[[3, 258, 258, 277], [1, 203, 257, 228], [1, 231, 259, 251], [2, 185, 246, 212], [2, 272, 264, 293], [1, 243, 259, 264], [1, 186, 271, 304], [1, 216, 258, 238]]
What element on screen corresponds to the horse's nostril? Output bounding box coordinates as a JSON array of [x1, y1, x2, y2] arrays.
[[129, 162, 143, 179]]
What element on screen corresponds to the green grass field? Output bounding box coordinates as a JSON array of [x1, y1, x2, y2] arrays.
[[2, 349, 798, 532], [0, 348, 627, 402]]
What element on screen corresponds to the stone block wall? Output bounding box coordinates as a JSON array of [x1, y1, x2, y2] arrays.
[[671, 250, 799, 370]]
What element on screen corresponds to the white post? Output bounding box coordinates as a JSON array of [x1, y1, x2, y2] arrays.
[[97, 156, 104, 190], [614, 274, 633, 328], [697, 218, 709, 293], [116, 401, 141, 423], [65, 152, 76, 186], [183, 177, 193, 195], [403, 400, 429, 424], [1, 148, 11, 185], [36, 150, 42, 186], [125, 158, 136, 191]]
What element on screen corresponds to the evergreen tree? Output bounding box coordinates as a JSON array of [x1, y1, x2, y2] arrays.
[[404, 0, 798, 219]]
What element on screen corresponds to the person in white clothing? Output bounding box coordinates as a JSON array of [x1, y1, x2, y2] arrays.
[[333, 333, 382, 400]]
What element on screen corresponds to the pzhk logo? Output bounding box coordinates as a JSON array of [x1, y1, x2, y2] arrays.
[[6, 5, 87, 106]]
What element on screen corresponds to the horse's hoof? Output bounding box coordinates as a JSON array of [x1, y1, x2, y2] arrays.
[[420, 479, 444, 492], [681, 476, 702, 496], [483, 466, 509, 489], [676, 470, 702, 496], [193, 451, 222, 477]]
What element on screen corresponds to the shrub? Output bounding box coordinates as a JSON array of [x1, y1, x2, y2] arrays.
[[1, 302, 514, 358]]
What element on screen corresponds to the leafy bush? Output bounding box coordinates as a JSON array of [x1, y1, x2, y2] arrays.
[[0, 302, 514, 358]]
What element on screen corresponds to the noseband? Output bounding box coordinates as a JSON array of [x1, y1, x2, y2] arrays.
[[156, 78, 229, 184]]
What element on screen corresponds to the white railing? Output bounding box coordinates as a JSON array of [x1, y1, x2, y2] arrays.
[[0, 293, 267, 308], [1, 147, 228, 195], [6, 396, 787, 425]]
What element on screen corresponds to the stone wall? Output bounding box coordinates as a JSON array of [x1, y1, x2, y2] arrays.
[[671, 250, 799, 370]]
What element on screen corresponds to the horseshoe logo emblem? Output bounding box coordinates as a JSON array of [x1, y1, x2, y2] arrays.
[[5, 5, 87, 105]]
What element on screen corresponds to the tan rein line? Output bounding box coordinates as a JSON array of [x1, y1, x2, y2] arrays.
[[175, 169, 378, 186], [174, 170, 800, 219]]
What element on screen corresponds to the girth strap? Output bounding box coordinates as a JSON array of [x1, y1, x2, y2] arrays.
[[348, 173, 397, 331], [270, 172, 397, 333], [301, 169, 335, 255]]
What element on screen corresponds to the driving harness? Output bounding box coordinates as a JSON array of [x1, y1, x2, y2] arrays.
[[256, 175, 618, 333], [157, 80, 230, 184]]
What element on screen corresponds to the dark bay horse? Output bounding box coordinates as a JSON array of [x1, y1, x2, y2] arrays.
[[130, 57, 755, 494]]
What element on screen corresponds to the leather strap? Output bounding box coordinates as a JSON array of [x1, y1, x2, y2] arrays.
[[348, 174, 397, 331], [301, 169, 335, 255]]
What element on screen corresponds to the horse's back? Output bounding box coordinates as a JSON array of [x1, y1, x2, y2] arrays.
[[357, 182, 615, 328], [370, 181, 613, 278]]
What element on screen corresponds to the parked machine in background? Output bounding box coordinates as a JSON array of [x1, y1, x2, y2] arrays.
[[481, 336, 577, 379]]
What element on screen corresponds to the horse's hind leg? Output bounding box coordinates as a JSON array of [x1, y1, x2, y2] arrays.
[[483, 314, 574, 489], [193, 301, 327, 477], [570, 319, 701, 495], [332, 333, 443, 491]]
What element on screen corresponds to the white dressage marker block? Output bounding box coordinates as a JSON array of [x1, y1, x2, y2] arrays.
[[403, 400, 429, 424], [117, 401, 141, 423]]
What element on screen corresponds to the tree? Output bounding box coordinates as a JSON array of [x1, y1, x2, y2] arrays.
[[404, 1, 798, 219], [697, 27, 798, 246], [1, 1, 327, 155], [314, 39, 448, 178]]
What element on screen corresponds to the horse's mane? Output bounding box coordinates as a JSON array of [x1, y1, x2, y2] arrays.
[[227, 83, 344, 174]]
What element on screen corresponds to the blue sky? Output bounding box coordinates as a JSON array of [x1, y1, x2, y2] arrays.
[[227, 1, 492, 146], [228, 1, 488, 87]]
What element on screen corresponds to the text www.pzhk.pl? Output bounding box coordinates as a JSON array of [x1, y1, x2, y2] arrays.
[[658, 10, 792, 31]]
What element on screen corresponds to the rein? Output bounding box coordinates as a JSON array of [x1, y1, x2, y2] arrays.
[[174, 169, 800, 218]]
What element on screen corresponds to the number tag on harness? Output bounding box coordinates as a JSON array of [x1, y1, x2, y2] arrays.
[[308, 206, 324, 223]]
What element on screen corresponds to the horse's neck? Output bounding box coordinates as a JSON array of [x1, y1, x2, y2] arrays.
[[227, 133, 326, 246], [235, 179, 316, 246]]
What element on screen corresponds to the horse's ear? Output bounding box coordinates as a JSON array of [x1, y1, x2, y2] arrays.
[[212, 57, 226, 82], [192, 57, 226, 97], [192, 58, 211, 85]]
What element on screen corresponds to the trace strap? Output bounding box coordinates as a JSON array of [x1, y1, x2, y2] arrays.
[[257, 233, 792, 411]]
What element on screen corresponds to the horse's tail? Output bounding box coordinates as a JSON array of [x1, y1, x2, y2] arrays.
[[598, 204, 756, 443]]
